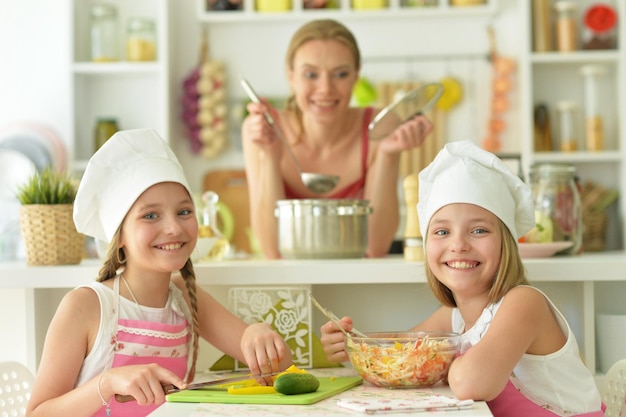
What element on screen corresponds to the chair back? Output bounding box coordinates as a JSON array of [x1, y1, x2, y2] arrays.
[[0, 361, 35, 416], [602, 358, 626, 417]]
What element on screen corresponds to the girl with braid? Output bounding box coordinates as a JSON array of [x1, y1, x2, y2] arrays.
[[26, 129, 292, 417]]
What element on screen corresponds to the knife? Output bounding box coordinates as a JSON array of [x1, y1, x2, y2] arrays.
[[115, 371, 281, 403]]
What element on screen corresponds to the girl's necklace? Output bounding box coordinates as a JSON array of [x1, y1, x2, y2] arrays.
[[121, 275, 140, 306]]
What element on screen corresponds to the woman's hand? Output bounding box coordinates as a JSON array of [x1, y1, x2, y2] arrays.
[[242, 101, 282, 156], [240, 323, 293, 384], [320, 317, 355, 364], [102, 364, 186, 406], [378, 114, 433, 155]]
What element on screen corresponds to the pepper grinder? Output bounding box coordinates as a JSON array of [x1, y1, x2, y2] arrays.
[[402, 173, 423, 261]]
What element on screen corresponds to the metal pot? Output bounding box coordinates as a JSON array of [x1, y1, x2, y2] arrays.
[[275, 199, 373, 259]]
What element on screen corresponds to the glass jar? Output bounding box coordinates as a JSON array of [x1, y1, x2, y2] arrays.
[[580, 64, 606, 151], [529, 164, 582, 255], [94, 118, 119, 150], [126, 18, 157, 61], [554, 1, 577, 52], [90, 4, 119, 62], [555, 101, 580, 152], [196, 191, 230, 261], [582, 4, 617, 50]]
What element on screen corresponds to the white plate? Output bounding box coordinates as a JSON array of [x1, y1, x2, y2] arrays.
[[0, 122, 67, 171], [0, 132, 52, 171], [518, 241, 574, 258], [0, 149, 37, 199]]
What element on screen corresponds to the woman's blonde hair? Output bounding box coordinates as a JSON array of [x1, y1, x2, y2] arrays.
[[97, 232, 201, 384], [425, 218, 529, 308], [284, 19, 361, 139]]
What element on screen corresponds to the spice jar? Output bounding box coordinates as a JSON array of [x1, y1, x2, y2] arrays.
[[90, 4, 119, 62], [94, 118, 119, 151], [580, 64, 606, 151], [529, 164, 583, 255], [583, 4, 617, 50], [126, 18, 157, 61], [555, 101, 580, 152], [554, 1, 577, 52]]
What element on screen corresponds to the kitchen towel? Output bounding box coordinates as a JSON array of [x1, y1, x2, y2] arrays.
[[336, 396, 474, 414]]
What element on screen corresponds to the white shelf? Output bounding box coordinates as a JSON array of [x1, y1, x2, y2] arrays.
[[197, 0, 497, 22], [68, 0, 171, 175], [2, 252, 626, 289]]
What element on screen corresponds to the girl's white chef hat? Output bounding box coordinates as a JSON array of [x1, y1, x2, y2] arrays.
[[73, 128, 192, 243], [417, 140, 535, 240]]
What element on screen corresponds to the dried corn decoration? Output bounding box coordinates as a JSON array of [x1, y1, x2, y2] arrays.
[[181, 30, 228, 159]]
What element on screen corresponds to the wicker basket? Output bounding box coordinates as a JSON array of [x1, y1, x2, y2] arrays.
[[582, 212, 608, 252], [19, 204, 83, 265]]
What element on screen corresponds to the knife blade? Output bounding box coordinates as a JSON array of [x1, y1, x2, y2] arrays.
[[115, 371, 281, 403]]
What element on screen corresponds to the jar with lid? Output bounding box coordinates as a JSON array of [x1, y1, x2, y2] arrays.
[[582, 4, 617, 50], [126, 18, 157, 61], [555, 101, 580, 152], [580, 64, 606, 151], [554, 1, 577, 52], [529, 164, 582, 255], [94, 118, 119, 151], [90, 4, 119, 62]]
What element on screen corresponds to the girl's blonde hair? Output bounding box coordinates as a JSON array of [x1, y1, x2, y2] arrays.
[[97, 233, 200, 384], [284, 19, 361, 140], [425, 219, 529, 307]]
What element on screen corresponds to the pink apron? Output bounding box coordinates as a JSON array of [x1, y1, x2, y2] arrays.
[[487, 380, 606, 417], [93, 278, 190, 417]]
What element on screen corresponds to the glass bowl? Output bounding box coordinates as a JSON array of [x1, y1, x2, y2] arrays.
[[346, 331, 461, 388]]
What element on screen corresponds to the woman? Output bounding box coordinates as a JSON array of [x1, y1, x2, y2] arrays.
[[242, 19, 433, 259]]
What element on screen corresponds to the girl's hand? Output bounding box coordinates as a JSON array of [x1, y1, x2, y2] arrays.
[[103, 364, 186, 406], [378, 115, 433, 155], [320, 317, 354, 364], [240, 322, 293, 384]]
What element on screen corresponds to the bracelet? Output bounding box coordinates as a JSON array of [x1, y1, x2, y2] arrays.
[[97, 370, 112, 417]]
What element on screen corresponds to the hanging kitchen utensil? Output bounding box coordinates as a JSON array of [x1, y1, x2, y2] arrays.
[[240, 78, 339, 194], [310, 294, 367, 338], [368, 82, 443, 142]]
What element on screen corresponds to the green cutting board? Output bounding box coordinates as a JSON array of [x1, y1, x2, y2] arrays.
[[166, 376, 362, 405]]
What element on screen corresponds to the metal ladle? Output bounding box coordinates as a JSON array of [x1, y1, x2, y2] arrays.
[[240, 78, 340, 194]]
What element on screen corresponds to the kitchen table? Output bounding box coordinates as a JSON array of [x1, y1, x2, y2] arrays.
[[147, 368, 493, 417]]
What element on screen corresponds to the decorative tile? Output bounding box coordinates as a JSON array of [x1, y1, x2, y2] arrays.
[[229, 287, 312, 369]]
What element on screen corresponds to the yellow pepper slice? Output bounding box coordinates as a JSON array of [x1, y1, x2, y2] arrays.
[[227, 385, 277, 395]]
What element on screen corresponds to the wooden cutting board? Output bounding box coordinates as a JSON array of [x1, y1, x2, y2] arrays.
[[203, 169, 251, 254], [166, 376, 363, 405]]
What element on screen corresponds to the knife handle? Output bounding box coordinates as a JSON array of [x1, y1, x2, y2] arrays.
[[114, 384, 177, 403]]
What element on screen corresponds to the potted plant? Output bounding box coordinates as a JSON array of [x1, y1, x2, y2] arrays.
[[16, 168, 83, 265]]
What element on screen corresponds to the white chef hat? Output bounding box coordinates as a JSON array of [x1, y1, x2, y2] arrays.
[[73, 128, 192, 243], [417, 140, 534, 241]]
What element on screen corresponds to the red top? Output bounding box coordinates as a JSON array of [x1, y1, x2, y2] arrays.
[[584, 4, 617, 33], [283, 107, 374, 199]]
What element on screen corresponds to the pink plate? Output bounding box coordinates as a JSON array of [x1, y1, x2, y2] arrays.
[[518, 241, 574, 258]]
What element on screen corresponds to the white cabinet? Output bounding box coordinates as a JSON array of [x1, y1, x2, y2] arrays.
[[197, 0, 496, 22], [69, 0, 171, 174], [519, 0, 625, 251]]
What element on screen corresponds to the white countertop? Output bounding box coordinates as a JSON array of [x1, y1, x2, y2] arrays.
[[147, 368, 493, 417], [1, 251, 625, 289]]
